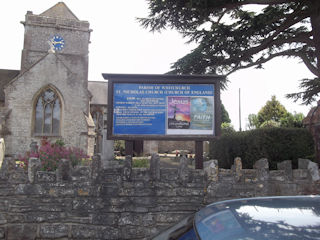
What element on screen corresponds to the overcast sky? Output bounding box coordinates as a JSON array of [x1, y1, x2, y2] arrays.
[[0, 0, 315, 130]]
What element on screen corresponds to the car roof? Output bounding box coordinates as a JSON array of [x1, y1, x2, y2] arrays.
[[206, 195, 320, 207], [195, 195, 320, 240]]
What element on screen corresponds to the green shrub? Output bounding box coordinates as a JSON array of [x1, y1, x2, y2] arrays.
[[209, 128, 314, 169]]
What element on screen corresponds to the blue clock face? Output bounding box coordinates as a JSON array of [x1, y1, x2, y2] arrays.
[[51, 35, 65, 51]]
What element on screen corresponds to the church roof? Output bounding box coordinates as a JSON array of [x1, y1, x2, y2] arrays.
[[0, 69, 19, 102], [5, 52, 74, 91], [40, 2, 79, 20], [88, 81, 108, 105]]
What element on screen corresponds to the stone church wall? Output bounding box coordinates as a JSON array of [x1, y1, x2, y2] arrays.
[[0, 156, 318, 239], [4, 53, 90, 157]]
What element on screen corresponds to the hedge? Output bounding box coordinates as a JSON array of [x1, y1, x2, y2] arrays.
[[209, 128, 314, 169]]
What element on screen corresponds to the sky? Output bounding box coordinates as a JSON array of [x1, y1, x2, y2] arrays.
[[0, 0, 316, 131]]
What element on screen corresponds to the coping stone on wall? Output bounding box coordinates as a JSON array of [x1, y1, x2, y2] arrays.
[[298, 158, 311, 169], [28, 157, 41, 183], [57, 159, 72, 181], [91, 154, 101, 182], [233, 157, 242, 182], [277, 160, 293, 180], [308, 161, 320, 181], [122, 155, 132, 181], [179, 155, 189, 184], [150, 153, 160, 181], [0, 157, 15, 180], [254, 158, 270, 182], [204, 159, 219, 182]]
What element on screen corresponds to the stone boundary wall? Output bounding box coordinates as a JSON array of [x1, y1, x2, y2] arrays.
[[0, 155, 319, 239]]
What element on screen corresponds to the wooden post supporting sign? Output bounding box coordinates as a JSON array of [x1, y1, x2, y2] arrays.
[[195, 141, 203, 169], [125, 140, 134, 156]]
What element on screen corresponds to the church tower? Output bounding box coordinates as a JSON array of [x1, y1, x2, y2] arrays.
[[3, 2, 94, 156], [20, 2, 91, 79]]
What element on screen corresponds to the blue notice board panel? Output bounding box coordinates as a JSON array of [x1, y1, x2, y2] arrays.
[[113, 83, 215, 136]]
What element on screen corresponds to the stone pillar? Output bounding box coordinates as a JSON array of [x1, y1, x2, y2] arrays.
[[122, 155, 132, 181], [299, 158, 320, 181], [253, 158, 270, 195], [254, 158, 269, 181], [0, 157, 15, 180], [277, 160, 293, 180], [308, 161, 320, 181], [91, 155, 101, 182], [204, 159, 219, 182], [150, 153, 160, 181], [233, 157, 242, 182], [28, 157, 41, 183], [179, 155, 189, 183], [57, 159, 71, 181], [101, 129, 114, 168]]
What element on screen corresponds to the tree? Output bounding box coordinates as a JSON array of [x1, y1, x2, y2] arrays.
[[247, 95, 304, 128], [221, 103, 231, 123], [247, 113, 260, 130], [280, 112, 305, 128], [140, 0, 320, 104], [221, 104, 235, 134], [221, 122, 235, 134], [258, 95, 287, 123]]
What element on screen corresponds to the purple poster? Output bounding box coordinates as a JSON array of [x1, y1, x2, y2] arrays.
[[167, 97, 191, 129]]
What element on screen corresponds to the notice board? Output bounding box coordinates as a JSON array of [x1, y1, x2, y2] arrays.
[[103, 74, 223, 141]]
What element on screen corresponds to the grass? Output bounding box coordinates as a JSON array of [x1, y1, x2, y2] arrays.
[[133, 158, 149, 168], [114, 156, 150, 168]]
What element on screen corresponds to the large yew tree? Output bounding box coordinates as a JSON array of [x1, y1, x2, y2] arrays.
[[140, 0, 320, 104]]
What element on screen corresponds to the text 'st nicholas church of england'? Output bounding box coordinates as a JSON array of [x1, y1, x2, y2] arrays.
[[0, 2, 108, 157]]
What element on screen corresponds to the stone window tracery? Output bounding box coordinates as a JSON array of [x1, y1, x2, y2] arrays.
[[34, 88, 61, 135]]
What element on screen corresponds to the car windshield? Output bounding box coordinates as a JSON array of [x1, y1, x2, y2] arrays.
[[195, 196, 320, 240]]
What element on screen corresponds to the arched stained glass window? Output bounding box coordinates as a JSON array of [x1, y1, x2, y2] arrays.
[[34, 88, 61, 135]]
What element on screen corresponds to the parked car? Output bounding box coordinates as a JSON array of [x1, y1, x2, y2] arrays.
[[153, 195, 320, 240]]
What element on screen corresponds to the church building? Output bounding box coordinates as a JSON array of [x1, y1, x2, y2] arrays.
[[0, 2, 197, 159], [0, 2, 108, 157]]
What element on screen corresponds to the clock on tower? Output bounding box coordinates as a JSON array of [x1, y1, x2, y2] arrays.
[[50, 35, 65, 51]]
